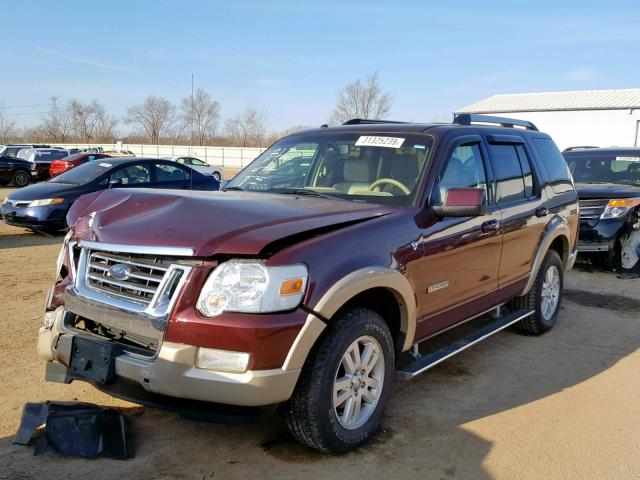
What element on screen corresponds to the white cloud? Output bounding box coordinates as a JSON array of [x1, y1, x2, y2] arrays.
[[564, 68, 602, 82], [37, 47, 134, 73]]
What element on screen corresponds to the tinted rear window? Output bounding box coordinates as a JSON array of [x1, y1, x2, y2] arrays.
[[531, 137, 571, 182]]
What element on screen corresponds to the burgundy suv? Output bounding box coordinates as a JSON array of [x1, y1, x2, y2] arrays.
[[39, 114, 579, 452]]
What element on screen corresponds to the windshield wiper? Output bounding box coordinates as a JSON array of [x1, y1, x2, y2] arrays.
[[222, 186, 244, 191], [270, 188, 336, 199]]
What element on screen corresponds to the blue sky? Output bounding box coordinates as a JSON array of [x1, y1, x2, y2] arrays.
[[1, 0, 639, 132]]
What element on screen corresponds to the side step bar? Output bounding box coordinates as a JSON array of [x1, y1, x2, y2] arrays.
[[396, 309, 534, 380]]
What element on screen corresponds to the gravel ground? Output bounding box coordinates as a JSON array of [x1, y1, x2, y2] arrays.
[[0, 186, 638, 480]]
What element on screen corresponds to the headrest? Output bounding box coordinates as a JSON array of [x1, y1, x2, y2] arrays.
[[343, 159, 372, 183], [386, 153, 419, 179]]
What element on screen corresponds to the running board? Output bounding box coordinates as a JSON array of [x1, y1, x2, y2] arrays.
[[396, 309, 534, 380]]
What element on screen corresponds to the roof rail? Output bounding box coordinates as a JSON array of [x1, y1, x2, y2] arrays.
[[453, 113, 538, 131], [342, 118, 409, 125], [562, 146, 599, 152]]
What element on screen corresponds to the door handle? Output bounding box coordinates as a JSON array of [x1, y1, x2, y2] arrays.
[[535, 207, 549, 218], [481, 219, 500, 232]]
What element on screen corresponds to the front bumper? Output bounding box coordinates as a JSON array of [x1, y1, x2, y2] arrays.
[[577, 217, 626, 252], [0, 202, 69, 229], [38, 307, 303, 407]]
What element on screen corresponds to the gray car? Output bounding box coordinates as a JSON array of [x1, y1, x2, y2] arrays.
[[162, 156, 223, 182]]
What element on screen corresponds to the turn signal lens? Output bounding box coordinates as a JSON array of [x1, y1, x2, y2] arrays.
[[608, 199, 640, 208], [280, 278, 304, 295]]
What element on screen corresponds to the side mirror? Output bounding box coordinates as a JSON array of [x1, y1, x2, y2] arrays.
[[432, 187, 487, 217], [108, 178, 123, 189]]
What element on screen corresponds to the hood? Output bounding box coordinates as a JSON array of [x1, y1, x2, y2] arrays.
[[575, 183, 640, 200], [8, 180, 89, 201], [68, 189, 394, 256]]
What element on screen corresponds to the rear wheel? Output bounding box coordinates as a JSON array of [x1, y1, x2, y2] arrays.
[[511, 250, 564, 335], [11, 170, 30, 188], [284, 308, 394, 453], [212, 171, 222, 182]]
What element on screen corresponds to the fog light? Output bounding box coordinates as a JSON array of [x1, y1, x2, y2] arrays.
[[196, 348, 250, 373], [44, 311, 57, 329]]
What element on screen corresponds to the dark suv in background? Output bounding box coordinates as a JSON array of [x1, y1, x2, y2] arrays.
[[40, 114, 578, 452], [564, 147, 640, 272]]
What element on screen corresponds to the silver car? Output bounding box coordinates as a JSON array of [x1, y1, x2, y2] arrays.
[[162, 156, 223, 182]]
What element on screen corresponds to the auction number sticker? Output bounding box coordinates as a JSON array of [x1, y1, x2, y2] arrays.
[[355, 136, 405, 149]]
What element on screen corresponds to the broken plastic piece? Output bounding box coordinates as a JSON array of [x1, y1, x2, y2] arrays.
[[14, 401, 130, 459]]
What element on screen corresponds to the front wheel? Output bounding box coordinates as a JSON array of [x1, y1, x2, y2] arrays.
[[211, 171, 222, 182], [284, 308, 395, 453], [511, 249, 564, 335]]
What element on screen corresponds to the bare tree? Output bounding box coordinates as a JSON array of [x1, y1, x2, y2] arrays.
[[223, 104, 267, 147], [264, 125, 309, 145], [40, 97, 71, 142], [126, 96, 176, 144], [0, 106, 17, 143], [180, 88, 221, 146], [68, 99, 117, 142], [330, 72, 392, 124]]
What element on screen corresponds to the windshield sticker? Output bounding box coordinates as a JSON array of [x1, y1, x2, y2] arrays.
[[414, 144, 426, 150], [616, 156, 640, 162], [99, 162, 112, 167], [355, 136, 405, 149]]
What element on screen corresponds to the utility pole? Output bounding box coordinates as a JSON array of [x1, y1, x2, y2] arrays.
[[190, 73, 194, 154]]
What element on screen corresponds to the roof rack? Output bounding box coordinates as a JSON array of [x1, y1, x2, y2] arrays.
[[453, 113, 538, 131], [562, 146, 599, 152], [342, 118, 409, 125]]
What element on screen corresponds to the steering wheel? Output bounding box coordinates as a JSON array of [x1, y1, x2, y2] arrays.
[[368, 178, 411, 195]]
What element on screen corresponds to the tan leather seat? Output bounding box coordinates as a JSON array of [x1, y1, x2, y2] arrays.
[[334, 158, 374, 193]]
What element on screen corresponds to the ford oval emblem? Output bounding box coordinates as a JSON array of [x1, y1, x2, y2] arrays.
[[109, 263, 132, 281]]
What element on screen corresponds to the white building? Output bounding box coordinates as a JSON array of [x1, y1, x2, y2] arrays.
[[455, 88, 640, 151]]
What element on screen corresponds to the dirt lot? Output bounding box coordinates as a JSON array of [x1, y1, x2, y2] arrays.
[[0, 185, 638, 480]]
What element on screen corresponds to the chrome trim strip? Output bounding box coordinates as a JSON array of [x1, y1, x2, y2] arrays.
[[86, 273, 158, 294], [90, 251, 170, 271], [78, 240, 194, 257]]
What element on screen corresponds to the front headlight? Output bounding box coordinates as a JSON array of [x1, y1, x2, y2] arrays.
[[600, 198, 640, 219], [28, 198, 64, 207], [196, 260, 308, 316]]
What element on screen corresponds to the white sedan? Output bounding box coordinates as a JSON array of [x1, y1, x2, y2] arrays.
[[162, 156, 223, 182]]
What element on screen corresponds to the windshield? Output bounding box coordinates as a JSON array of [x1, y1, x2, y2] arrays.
[[567, 154, 640, 186], [226, 132, 433, 206], [50, 159, 115, 184]]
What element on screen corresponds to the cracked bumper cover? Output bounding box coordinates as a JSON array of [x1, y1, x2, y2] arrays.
[[37, 308, 323, 407]]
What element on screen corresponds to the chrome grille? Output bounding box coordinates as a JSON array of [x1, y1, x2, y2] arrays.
[[579, 199, 609, 225], [86, 250, 172, 305]]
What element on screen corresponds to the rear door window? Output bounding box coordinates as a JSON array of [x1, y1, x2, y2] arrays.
[[489, 144, 526, 205], [531, 137, 572, 183]]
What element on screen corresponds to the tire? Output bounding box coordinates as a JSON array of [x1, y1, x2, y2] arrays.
[[212, 171, 222, 182], [284, 308, 395, 453], [616, 235, 640, 273], [511, 249, 564, 335], [11, 170, 30, 188]]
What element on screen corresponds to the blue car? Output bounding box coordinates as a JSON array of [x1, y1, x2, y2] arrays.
[[1, 157, 220, 233]]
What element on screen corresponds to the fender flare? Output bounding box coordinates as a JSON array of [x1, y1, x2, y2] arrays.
[[282, 268, 417, 371], [521, 215, 571, 296]]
